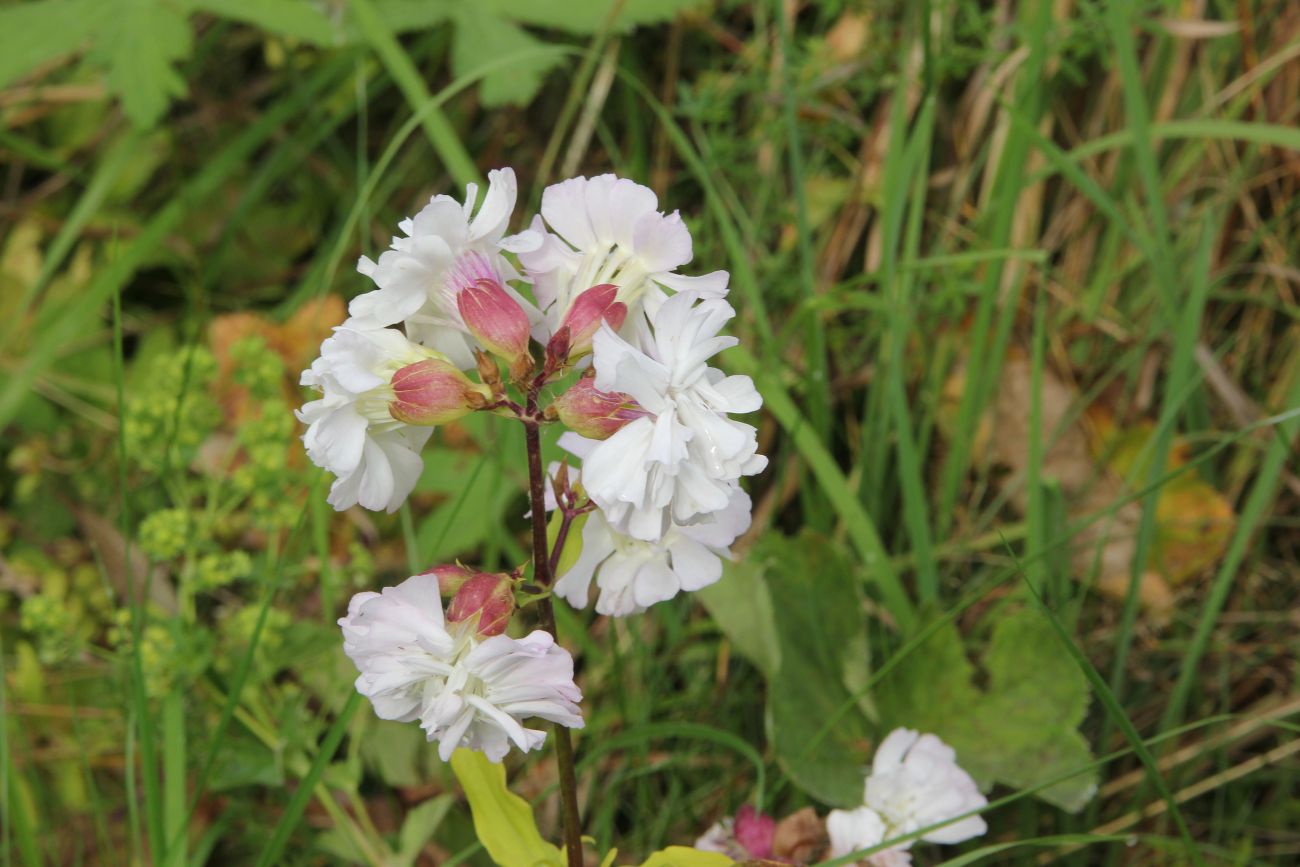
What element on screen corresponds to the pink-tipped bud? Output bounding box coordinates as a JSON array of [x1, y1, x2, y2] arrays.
[[456, 277, 533, 378], [446, 572, 516, 637], [389, 359, 488, 425], [421, 563, 475, 596], [551, 377, 645, 439], [557, 284, 627, 358], [733, 805, 776, 860]]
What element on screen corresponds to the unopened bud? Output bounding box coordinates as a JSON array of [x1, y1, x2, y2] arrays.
[[446, 572, 516, 637], [552, 377, 645, 439], [456, 277, 533, 378], [421, 563, 475, 596], [557, 284, 627, 358], [545, 325, 572, 371], [389, 359, 489, 425]]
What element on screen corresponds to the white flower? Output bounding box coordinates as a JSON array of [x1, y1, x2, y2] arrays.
[[826, 807, 913, 867], [864, 729, 988, 846], [508, 174, 728, 339], [351, 167, 538, 368], [339, 572, 584, 762], [298, 319, 442, 512], [576, 291, 766, 540], [554, 487, 750, 616]]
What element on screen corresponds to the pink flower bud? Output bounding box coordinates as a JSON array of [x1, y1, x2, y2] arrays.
[[733, 805, 775, 860], [446, 572, 516, 637], [421, 563, 475, 596], [389, 359, 488, 425], [552, 377, 645, 439], [557, 284, 627, 357], [455, 275, 533, 378]]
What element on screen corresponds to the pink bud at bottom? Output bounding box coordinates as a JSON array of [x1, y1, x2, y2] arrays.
[[557, 283, 627, 358], [552, 377, 646, 440], [389, 359, 487, 425], [446, 572, 516, 637], [733, 805, 776, 860]]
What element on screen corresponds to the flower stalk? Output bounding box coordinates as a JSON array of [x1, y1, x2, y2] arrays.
[[524, 391, 584, 867]]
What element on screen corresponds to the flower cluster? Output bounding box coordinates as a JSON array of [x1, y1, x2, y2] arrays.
[[826, 729, 988, 865], [301, 168, 764, 762], [694, 729, 987, 866]]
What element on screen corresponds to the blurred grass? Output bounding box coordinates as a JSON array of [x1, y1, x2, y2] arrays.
[[2, 1, 1300, 865]]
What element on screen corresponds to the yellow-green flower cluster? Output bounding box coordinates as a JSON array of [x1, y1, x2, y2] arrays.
[[20, 594, 80, 664], [138, 508, 196, 560], [192, 550, 253, 591], [229, 335, 284, 400], [218, 604, 291, 679], [124, 347, 222, 473]]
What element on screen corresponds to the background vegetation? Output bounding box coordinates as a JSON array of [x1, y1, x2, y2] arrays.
[[2, 0, 1298, 864]]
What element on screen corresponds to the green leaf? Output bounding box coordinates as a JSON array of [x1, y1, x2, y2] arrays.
[[638, 847, 734, 867], [0, 0, 105, 89], [875, 607, 1098, 812], [88, 0, 193, 128], [480, 0, 704, 33], [451, 5, 564, 107], [189, 0, 338, 45], [763, 532, 873, 807], [396, 795, 455, 867], [449, 749, 563, 867], [697, 552, 781, 678]]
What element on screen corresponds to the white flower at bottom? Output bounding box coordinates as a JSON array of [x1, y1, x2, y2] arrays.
[[339, 573, 584, 762], [553, 486, 750, 617], [864, 728, 988, 845], [826, 807, 912, 867]]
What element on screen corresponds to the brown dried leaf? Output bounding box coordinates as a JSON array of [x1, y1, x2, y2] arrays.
[[75, 507, 176, 613], [948, 348, 1236, 622], [770, 807, 826, 865], [825, 12, 870, 62]]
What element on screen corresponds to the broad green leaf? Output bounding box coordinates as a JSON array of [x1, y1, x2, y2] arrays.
[[397, 795, 455, 867], [359, 718, 425, 788], [189, 0, 338, 45], [89, 0, 193, 128], [451, 5, 564, 107], [449, 749, 564, 867], [0, 0, 105, 89], [480, 0, 704, 33], [875, 607, 1098, 812], [698, 552, 781, 678], [763, 532, 873, 807], [638, 847, 733, 866]]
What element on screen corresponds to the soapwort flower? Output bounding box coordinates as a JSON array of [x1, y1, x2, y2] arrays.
[[351, 168, 538, 369], [339, 572, 583, 762], [575, 291, 766, 541], [508, 174, 728, 340]]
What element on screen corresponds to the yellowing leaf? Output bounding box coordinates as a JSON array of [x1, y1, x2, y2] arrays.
[[638, 847, 733, 867], [449, 750, 564, 867]]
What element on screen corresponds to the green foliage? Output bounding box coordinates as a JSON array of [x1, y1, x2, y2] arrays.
[[89, 0, 193, 128], [875, 607, 1098, 812], [0, 0, 698, 129], [759, 531, 874, 807]]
